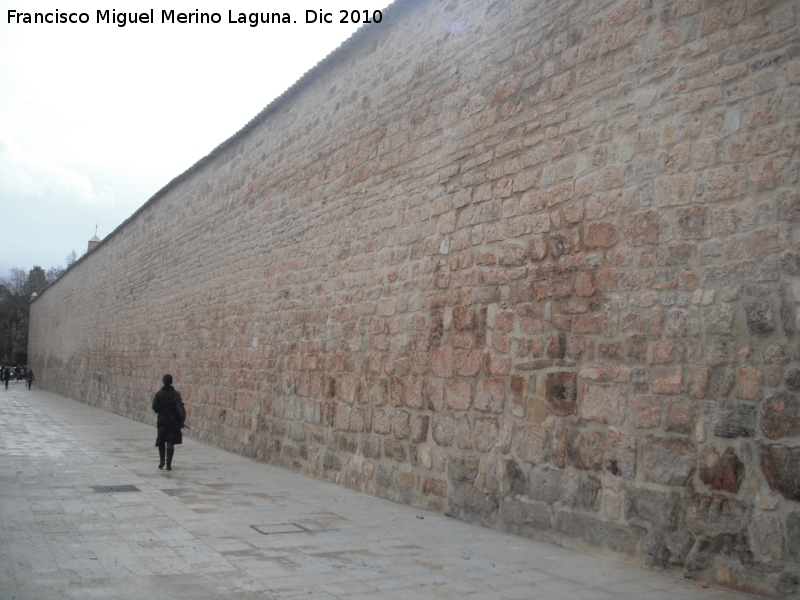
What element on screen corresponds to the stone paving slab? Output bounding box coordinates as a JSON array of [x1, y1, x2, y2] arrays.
[[0, 384, 760, 599]]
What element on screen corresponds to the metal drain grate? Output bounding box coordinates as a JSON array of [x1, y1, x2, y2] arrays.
[[251, 523, 309, 535], [91, 485, 140, 494]]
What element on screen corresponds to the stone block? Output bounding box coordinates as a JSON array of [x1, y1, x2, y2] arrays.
[[515, 424, 550, 465], [626, 334, 647, 362], [630, 395, 662, 428], [788, 512, 800, 558], [431, 413, 455, 447], [384, 439, 406, 462], [743, 301, 774, 334], [651, 366, 682, 394], [323, 452, 341, 471], [675, 206, 710, 240], [753, 513, 784, 559], [558, 512, 644, 555], [528, 467, 578, 505], [372, 409, 392, 434], [546, 332, 566, 358], [455, 413, 473, 450], [604, 427, 636, 479], [445, 380, 473, 411], [625, 488, 682, 532], [584, 222, 618, 249], [622, 210, 660, 245], [474, 417, 499, 452], [411, 415, 430, 443], [448, 454, 480, 484], [500, 497, 551, 530], [567, 430, 606, 471], [475, 379, 505, 413], [580, 383, 626, 424], [655, 340, 676, 365], [707, 400, 756, 438], [761, 444, 800, 502], [702, 304, 734, 335], [786, 367, 800, 391], [360, 436, 381, 459], [734, 365, 763, 399], [545, 371, 577, 416], [761, 392, 800, 439], [643, 435, 696, 486], [699, 446, 744, 493], [664, 400, 695, 434], [431, 347, 454, 378], [686, 492, 752, 536]]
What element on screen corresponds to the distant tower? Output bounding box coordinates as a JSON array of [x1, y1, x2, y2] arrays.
[[88, 234, 101, 253]]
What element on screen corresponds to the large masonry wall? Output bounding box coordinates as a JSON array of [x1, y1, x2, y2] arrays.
[[29, 0, 800, 594]]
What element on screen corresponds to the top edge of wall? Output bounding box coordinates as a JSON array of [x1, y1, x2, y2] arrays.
[[33, 0, 421, 302]]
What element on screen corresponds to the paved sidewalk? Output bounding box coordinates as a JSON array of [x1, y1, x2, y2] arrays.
[[0, 384, 759, 600]]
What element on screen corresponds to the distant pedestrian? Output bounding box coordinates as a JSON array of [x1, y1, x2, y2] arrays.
[[2, 369, 9, 389], [152, 374, 185, 470], [25, 369, 35, 390], [14, 366, 21, 382]]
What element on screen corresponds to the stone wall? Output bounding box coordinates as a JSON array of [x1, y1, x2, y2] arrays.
[[29, 0, 800, 594]]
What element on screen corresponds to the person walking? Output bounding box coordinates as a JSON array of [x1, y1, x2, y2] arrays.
[[3, 369, 9, 390], [25, 369, 35, 390], [151, 374, 185, 470]]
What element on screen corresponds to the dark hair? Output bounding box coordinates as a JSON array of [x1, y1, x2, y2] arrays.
[[162, 374, 173, 386]]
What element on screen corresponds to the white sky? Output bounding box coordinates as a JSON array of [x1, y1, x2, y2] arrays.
[[0, 0, 391, 276]]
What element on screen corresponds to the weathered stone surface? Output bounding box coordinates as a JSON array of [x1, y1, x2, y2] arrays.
[[384, 439, 406, 462], [500, 496, 550, 531], [761, 444, 800, 502], [545, 372, 577, 416], [743, 301, 774, 334], [643, 436, 696, 486], [686, 493, 752, 536], [664, 400, 695, 434], [448, 454, 480, 484], [788, 512, 800, 558], [431, 413, 455, 447], [761, 392, 800, 440], [546, 332, 566, 358], [707, 401, 756, 438], [515, 424, 550, 466], [644, 531, 695, 569], [629, 395, 662, 428], [475, 379, 505, 413], [735, 365, 763, 400], [558, 512, 645, 555], [604, 427, 636, 480], [584, 222, 618, 249], [753, 513, 784, 559], [445, 380, 472, 411], [787, 367, 800, 391], [579, 383, 625, 424], [528, 467, 578, 506], [698, 446, 744, 493], [567, 430, 606, 472], [625, 488, 682, 532], [474, 417, 498, 452], [410, 415, 430, 444]]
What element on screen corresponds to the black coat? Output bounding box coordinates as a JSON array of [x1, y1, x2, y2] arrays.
[[152, 385, 183, 445]]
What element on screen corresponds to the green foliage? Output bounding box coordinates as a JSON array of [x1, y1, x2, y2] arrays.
[[0, 265, 60, 365]]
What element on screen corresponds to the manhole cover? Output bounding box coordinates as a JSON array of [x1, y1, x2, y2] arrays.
[[251, 523, 308, 535], [91, 485, 140, 494]]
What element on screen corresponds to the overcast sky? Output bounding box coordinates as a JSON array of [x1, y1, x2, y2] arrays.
[[0, 0, 391, 277]]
